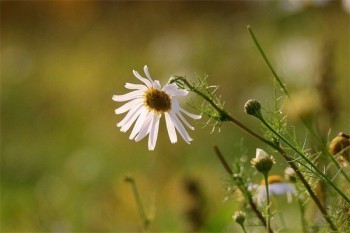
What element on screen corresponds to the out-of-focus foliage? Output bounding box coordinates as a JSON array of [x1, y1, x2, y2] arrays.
[[1, 1, 349, 232]]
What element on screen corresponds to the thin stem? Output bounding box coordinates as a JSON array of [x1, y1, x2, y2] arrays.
[[263, 173, 271, 233], [297, 194, 308, 233], [171, 76, 338, 231], [213, 145, 273, 233], [248, 25, 350, 184], [273, 145, 337, 231], [171, 76, 273, 147], [124, 176, 150, 231], [328, 150, 350, 183], [258, 116, 350, 205], [247, 25, 289, 97], [241, 225, 248, 233]]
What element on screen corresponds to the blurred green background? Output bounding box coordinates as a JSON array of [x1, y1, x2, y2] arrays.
[[1, 1, 349, 232]]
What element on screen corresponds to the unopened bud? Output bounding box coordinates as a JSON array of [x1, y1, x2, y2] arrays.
[[244, 99, 261, 117]]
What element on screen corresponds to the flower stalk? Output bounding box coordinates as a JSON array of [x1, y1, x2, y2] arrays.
[[125, 175, 151, 231], [213, 145, 273, 233], [263, 173, 271, 233], [251, 149, 275, 233], [171, 77, 339, 231]]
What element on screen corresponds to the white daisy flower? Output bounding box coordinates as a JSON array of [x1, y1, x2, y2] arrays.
[[112, 65, 201, 151], [252, 175, 296, 204]]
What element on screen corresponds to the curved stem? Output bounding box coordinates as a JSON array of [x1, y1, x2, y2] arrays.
[[213, 145, 273, 233], [258, 116, 350, 205], [247, 25, 350, 184], [273, 145, 337, 231], [171, 76, 339, 231]]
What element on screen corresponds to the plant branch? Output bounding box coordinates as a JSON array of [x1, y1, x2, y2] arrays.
[[213, 145, 273, 233]]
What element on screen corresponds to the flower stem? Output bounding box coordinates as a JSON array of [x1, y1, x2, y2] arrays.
[[124, 175, 150, 231], [263, 173, 271, 233], [247, 25, 289, 97], [257, 115, 350, 205], [213, 145, 273, 233], [171, 76, 338, 231], [297, 194, 308, 233], [247, 25, 350, 184]]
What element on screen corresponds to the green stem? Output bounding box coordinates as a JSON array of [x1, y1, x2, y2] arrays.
[[171, 76, 273, 147], [328, 149, 350, 183], [213, 145, 273, 233], [125, 176, 150, 231], [241, 224, 248, 233], [297, 193, 308, 233], [248, 25, 350, 184], [171, 76, 338, 231], [258, 115, 350, 205], [273, 145, 337, 231], [247, 25, 289, 97], [263, 173, 271, 233]]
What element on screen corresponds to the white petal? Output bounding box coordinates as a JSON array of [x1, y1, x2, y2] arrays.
[[148, 114, 161, 150], [125, 83, 148, 91], [129, 108, 149, 140], [135, 111, 154, 142], [120, 105, 144, 132], [112, 90, 144, 102], [143, 65, 154, 82], [133, 70, 152, 88], [169, 113, 193, 144], [163, 83, 188, 96], [176, 111, 194, 130], [256, 148, 268, 159], [153, 80, 161, 89], [115, 98, 143, 114], [179, 107, 202, 120], [165, 112, 177, 143], [117, 102, 143, 128]]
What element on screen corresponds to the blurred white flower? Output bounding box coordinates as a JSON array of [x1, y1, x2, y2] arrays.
[[343, 0, 350, 14], [112, 65, 201, 151], [252, 175, 296, 204]]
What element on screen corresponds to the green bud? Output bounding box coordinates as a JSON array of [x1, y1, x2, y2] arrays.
[[244, 99, 262, 117]]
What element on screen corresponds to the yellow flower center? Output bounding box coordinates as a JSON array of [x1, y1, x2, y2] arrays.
[[260, 175, 285, 185], [144, 88, 171, 113]]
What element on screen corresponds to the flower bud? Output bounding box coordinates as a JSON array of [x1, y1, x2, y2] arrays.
[[244, 99, 261, 117], [232, 210, 246, 226], [251, 148, 275, 174]]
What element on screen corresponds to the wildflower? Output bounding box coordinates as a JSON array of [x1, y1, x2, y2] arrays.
[[254, 175, 296, 204], [112, 65, 201, 150], [251, 148, 275, 174]]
